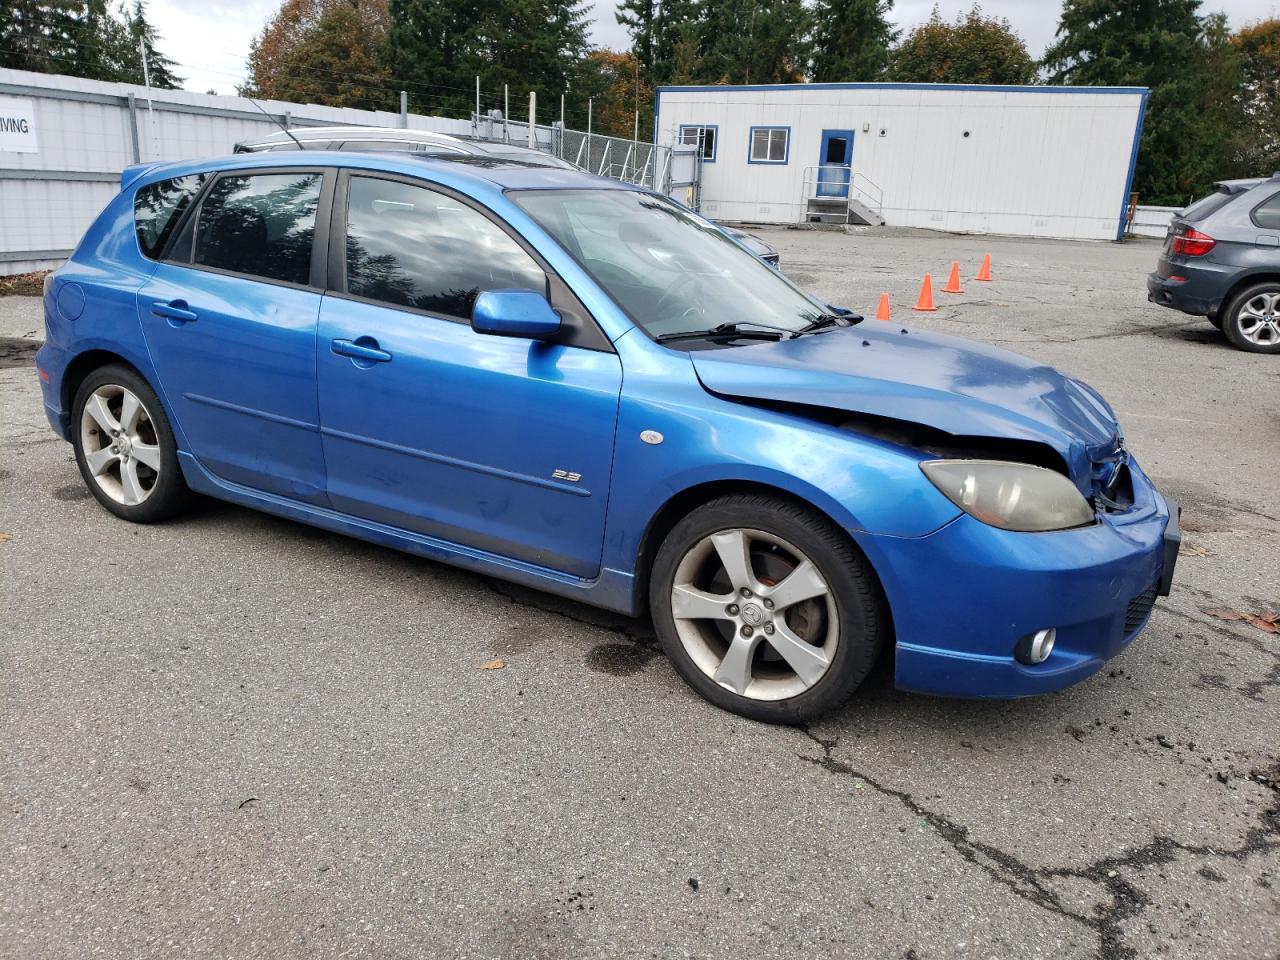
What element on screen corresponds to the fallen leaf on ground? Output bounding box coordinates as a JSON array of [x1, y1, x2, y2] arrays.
[[1202, 607, 1279, 634], [479, 659, 506, 670], [1181, 543, 1212, 558], [0, 532, 12, 542]]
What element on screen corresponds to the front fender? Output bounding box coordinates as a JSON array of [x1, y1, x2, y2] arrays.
[[599, 338, 962, 585]]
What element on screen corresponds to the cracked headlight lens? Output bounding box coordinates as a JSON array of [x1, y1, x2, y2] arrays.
[[921, 459, 1095, 532]]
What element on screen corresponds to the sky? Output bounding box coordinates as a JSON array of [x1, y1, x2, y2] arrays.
[[146, 0, 1280, 97]]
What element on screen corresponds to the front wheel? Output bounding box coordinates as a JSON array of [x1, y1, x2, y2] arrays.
[[1221, 283, 1280, 353], [649, 494, 886, 724]]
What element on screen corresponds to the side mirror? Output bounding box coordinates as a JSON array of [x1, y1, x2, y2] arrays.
[[471, 289, 562, 340]]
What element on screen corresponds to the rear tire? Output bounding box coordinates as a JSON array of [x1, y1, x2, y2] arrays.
[[71, 364, 191, 523], [649, 494, 886, 724], [1220, 282, 1280, 353]]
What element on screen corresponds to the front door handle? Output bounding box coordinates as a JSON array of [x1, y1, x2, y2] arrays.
[[151, 300, 198, 324], [331, 337, 392, 364]]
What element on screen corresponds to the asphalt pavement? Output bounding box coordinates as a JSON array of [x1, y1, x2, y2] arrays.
[[1, 228, 1277, 960]]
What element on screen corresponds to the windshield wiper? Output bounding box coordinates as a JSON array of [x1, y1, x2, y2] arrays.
[[655, 322, 788, 344], [787, 313, 862, 338]]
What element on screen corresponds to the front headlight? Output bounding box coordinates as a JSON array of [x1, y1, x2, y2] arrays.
[[921, 459, 1095, 532]]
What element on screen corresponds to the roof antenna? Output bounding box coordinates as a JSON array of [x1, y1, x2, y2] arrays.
[[245, 95, 305, 150]]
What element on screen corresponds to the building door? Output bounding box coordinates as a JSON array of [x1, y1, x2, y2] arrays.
[[817, 130, 854, 198]]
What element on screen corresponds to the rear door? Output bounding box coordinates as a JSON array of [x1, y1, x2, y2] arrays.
[[138, 167, 333, 503]]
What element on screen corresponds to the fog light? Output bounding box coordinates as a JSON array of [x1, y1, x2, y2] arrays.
[[1015, 628, 1057, 665]]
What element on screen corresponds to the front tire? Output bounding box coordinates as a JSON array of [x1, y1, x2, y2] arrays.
[[649, 494, 886, 724], [1221, 282, 1280, 353], [71, 364, 190, 522]]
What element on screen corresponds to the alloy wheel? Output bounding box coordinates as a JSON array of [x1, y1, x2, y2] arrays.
[[669, 528, 838, 701], [1236, 291, 1280, 346], [78, 384, 162, 506]]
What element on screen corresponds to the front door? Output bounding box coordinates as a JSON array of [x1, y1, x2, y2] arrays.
[[316, 173, 622, 578], [817, 130, 854, 198], [138, 169, 331, 503]]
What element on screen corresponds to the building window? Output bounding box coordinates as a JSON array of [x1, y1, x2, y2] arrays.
[[678, 124, 717, 162], [749, 127, 789, 164]]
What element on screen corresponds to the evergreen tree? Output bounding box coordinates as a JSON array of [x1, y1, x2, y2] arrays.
[[1043, 0, 1244, 204], [0, 0, 179, 86], [616, 0, 697, 86], [889, 4, 1035, 85], [809, 0, 897, 82], [644, 0, 807, 86], [1, 1, 96, 74], [123, 0, 181, 88], [388, 0, 588, 118]]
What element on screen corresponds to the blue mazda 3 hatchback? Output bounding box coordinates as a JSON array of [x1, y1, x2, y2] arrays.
[[36, 151, 1180, 723]]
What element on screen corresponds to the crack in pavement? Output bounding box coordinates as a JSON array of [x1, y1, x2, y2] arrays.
[[1156, 605, 1280, 702], [797, 728, 1280, 960]]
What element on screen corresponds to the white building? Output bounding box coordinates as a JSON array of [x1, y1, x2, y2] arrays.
[[654, 82, 1149, 241]]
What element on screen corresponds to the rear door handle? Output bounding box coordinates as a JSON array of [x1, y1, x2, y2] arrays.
[[331, 337, 392, 363], [151, 300, 198, 324]]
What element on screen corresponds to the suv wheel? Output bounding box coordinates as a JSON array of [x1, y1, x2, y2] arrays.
[[72, 364, 191, 522], [1221, 282, 1280, 353], [649, 494, 886, 724]]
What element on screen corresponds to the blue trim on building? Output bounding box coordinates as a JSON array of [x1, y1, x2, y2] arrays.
[[1115, 90, 1150, 241], [678, 122, 718, 163], [656, 82, 1149, 96], [747, 126, 790, 165]]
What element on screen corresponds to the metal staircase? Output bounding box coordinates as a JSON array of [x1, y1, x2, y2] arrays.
[[800, 168, 886, 226]]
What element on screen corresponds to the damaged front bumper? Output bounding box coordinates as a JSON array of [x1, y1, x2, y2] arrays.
[[864, 458, 1179, 699]]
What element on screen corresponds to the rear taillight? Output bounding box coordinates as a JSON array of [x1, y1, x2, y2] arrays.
[[1171, 228, 1216, 257]]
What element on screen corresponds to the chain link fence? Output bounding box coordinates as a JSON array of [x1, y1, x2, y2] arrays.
[[469, 111, 678, 193]]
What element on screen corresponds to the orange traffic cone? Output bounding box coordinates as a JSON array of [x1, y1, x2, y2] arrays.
[[943, 261, 964, 294], [912, 274, 937, 312], [875, 293, 891, 321], [975, 254, 993, 282]]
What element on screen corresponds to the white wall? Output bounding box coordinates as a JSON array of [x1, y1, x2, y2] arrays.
[[655, 84, 1148, 242], [0, 68, 476, 274]]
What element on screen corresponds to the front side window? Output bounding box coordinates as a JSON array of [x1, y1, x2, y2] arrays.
[[1252, 190, 1280, 230], [678, 124, 716, 162], [513, 188, 824, 341], [344, 176, 546, 319], [194, 172, 322, 285], [134, 174, 205, 260], [750, 127, 789, 164]]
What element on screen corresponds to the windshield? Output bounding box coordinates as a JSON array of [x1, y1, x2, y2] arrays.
[[512, 189, 825, 339]]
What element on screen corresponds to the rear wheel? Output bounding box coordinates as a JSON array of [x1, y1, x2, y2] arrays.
[[72, 364, 190, 522], [649, 494, 886, 724], [1221, 282, 1280, 353]]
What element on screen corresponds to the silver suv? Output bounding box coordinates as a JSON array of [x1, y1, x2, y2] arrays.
[[1147, 172, 1280, 353], [234, 125, 578, 169]]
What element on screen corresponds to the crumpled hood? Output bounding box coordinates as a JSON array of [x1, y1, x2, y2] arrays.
[[690, 325, 1123, 491]]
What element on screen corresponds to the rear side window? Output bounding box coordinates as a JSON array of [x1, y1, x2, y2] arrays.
[[1252, 190, 1280, 230], [1180, 188, 1235, 222], [194, 172, 322, 285], [134, 175, 204, 260], [343, 176, 546, 318]]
